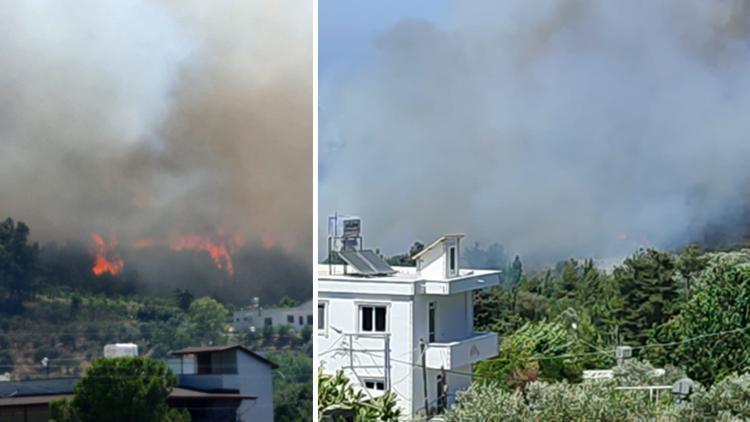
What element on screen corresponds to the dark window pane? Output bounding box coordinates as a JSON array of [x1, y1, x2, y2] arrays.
[[307, 314, 313, 325], [375, 307, 386, 332], [362, 306, 373, 331], [264, 317, 272, 326], [428, 302, 435, 343], [318, 305, 325, 330], [287, 315, 294, 323], [450, 247, 456, 271]]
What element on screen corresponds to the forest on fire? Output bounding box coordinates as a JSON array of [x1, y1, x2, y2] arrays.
[[0, 217, 310, 309]]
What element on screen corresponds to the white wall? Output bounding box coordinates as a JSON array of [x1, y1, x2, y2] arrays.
[[319, 289, 481, 418], [318, 293, 415, 416], [235, 352, 274, 422], [432, 292, 472, 342], [418, 245, 446, 280]]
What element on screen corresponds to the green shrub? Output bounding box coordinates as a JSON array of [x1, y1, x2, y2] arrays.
[[474, 321, 583, 389], [447, 380, 679, 421], [318, 370, 400, 421]]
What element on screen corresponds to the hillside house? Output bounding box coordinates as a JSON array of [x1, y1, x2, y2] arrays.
[[233, 299, 313, 333], [318, 233, 500, 418]]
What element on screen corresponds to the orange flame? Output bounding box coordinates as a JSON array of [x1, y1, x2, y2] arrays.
[[91, 232, 124, 276], [131, 231, 244, 277], [170, 235, 235, 276]]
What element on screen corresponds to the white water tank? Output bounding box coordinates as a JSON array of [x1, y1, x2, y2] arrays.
[[104, 343, 139, 358]]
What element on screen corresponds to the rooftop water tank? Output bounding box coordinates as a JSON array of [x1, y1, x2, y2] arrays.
[[103, 343, 139, 358]]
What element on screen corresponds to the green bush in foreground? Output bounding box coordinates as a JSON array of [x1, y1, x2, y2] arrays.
[[447, 372, 750, 421], [446, 380, 677, 422], [50, 357, 189, 422], [318, 369, 400, 421]]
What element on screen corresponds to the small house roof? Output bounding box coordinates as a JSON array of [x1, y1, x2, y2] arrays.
[[169, 387, 256, 401], [170, 345, 278, 369], [411, 234, 464, 261]]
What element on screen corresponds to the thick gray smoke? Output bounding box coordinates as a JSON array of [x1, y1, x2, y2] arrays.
[[320, 0, 750, 262], [0, 1, 311, 259]]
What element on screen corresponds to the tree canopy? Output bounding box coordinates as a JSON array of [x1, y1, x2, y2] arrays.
[[0, 218, 39, 314], [50, 357, 189, 422]]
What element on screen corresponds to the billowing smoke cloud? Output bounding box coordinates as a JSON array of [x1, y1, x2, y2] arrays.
[[0, 0, 312, 300], [320, 0, 750, 262], [0, 1, 311, 264]]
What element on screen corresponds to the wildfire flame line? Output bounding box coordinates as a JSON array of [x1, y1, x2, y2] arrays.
[[131, 232, 244, 277], [89, 229, 249, 278], [91, 232, 124, 276], [169, 235, 235, 277]]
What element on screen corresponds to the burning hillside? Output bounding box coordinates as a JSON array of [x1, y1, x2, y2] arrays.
[[0, 0, 312, 300], [130, 232, 245, 277]]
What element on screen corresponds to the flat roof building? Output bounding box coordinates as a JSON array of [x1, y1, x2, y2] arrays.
[[318, 231, 500, 418]]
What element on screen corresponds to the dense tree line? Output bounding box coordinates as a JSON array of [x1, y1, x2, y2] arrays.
[[0, 217, 310, 310], [379, 240, 750, 418]]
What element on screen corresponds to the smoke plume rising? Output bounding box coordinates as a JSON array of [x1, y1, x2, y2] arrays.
[[0, 1, 311, 299], [320, 0, 750, 262]]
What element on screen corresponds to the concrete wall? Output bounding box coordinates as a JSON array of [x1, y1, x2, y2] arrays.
[[318, 293, 415, 416], [319, 289, 481, 419], [418, 245, 446, 280], [236, 352, 274, 422], [414, 293, 472, 345]]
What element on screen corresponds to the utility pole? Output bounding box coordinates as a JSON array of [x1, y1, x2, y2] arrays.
[[420, 339, 429, 419], [437, 366, 448, 414]]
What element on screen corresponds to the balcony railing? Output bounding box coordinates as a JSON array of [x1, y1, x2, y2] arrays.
[[425, 332, 498, 370]]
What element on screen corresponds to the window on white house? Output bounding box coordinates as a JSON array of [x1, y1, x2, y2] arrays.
[[287, 315, 294, 324], [363, 379, 385, 391], [449, 246, 456, 273], [360, 305, 387, 333], [307, 314, 313, 325], [318, 303, 326, 331], [299, 316, 304, 325]]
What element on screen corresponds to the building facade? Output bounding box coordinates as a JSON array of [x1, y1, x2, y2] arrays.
[[317, 234, 500, 418], [0, 346, 275, 422], [233, 299, 313, 332], [171, 345, 277, 422]]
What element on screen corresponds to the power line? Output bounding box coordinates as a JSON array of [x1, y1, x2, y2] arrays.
[[332, 324, 750, 383]]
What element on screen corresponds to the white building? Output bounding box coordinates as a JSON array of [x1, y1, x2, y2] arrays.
[[317, 233, 500, 418], [233, 299, 313, 332]]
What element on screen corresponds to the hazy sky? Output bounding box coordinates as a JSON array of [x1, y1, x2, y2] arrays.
[[319, 0, 750, 263]]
